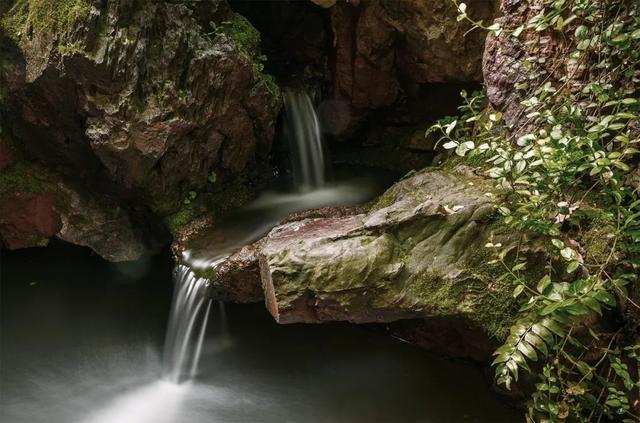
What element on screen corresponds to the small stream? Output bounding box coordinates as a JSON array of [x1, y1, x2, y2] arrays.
[[0, 244, 518, 423], [1, 88, 519, 422]]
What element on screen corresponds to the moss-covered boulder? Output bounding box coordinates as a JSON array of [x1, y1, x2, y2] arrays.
[[1, 0, 280, 220], [257, 167, 533, 342]]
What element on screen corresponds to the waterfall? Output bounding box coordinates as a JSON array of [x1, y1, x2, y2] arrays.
[[162, 88, 328, 384], [283, 88, 326, 191], [163, 265, 212, 384]]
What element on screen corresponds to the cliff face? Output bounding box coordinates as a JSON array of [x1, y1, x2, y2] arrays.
[[324, 0, 498, 136], [0, 0, 280, 259]]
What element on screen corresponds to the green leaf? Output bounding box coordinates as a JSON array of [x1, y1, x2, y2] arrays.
[[594, 291, 617, 307], [540, 301, 562, 316], [513, 284, 525, 298], [512, 262, 526, 272], [517, 340, 538, 362], [525, 332, 548, 356], [560, 247, 575, 261], [531, 323, 554, 345], [566, 261, 580, 273], [583, 297, 602, 315], [537, 275, 551, 293], [565, 302, 590, 316], [540, 318, 565, 337]]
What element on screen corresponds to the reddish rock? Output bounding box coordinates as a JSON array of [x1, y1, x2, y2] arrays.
[[0, 192, 61, 249], [483, 0, 573, 133], [214, 244, 264, 303], [327, 0, 498, 136], [7, 0, 280, 216]]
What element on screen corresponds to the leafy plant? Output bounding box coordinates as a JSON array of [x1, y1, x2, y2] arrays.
[[433, 0, 640, 420]]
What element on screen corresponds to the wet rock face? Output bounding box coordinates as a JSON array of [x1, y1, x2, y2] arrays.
[[55, 181, 148, 262], [0, 192, 61, 249], [213, 244, 264, 303], [6, 0, 279, 215], [325, 0, 498, 135]]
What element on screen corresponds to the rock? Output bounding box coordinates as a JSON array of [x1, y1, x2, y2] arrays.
[[212, 244, 263, 303], [4, 0, 280, 216], [0, 152, 151, 261], [328, 0, 498, 135], [386, 317, 497, 361], [55, 182, 148, 262], [0, 192, 61, 249], [483, 0, 573, 133], [407, 129, 436, 152], [0, 141, 14, 171], [257, 167, 525, 341]]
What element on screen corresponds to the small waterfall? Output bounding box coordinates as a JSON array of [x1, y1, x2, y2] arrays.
[[163, 265, 212, 383], [283, 88, 326, 191]]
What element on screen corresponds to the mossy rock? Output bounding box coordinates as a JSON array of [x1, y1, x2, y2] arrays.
[[259, 167, 528, 343], [1, 0, 92, 42]]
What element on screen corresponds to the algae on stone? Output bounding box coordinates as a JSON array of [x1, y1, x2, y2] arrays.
[[1, 0, 91, 42]]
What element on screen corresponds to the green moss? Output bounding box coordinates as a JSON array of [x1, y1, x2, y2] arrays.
[[163, 176, 257, 235], [0, 160, 56, 194], [580, 215, 617, 265], [439, 152, 488, 171], [191, 265, 217, 281], [217, 13, 260, 58], [213, 13, 280, 109], [57, 40, 84, 56], [1, 0, 92, 42], [369, 187, 397, 212]]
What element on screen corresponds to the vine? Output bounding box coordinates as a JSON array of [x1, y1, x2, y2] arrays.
[[429, 0, 640, 421]]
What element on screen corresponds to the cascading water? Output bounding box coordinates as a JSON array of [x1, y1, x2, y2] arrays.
[[163, 265, 213, 383], [283, 88, 326, 191], [162, 88, 329, 385]]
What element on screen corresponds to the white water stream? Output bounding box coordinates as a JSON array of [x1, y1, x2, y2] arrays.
[[161, 88, 331, 383], [283, 88, 326, 191]]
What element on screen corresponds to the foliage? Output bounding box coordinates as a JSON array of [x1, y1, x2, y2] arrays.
[[1, 0, 91, 42], [209, 14, 280, 107], [429, 0, 640, 421]]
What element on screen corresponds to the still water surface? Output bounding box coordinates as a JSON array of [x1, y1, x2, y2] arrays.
[[1, 242, 518, 423]]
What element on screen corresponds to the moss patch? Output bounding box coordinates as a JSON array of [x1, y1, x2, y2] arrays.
[[0, 160, 57, 194], [1, 0, 92, 42], [212, 13, 280, 108], [164, 176, 256, 235]]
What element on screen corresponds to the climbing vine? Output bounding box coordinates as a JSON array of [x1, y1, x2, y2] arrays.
[[429, 0, 640, 421]]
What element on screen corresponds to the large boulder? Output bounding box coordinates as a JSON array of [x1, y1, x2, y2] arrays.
[[258, 167, 519, 335], [322, 0, 498, 136], [0, 192, 61, 249], [2, 0, 280, 216], [0, 151, 149, 261], [194, 167, 542, 345]]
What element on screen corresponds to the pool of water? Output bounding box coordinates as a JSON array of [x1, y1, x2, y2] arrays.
[[0, 243, 518, 423]]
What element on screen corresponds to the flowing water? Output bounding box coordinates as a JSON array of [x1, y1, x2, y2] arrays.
[[0, 244, 519, 423], [283, 88, 326, 190], [163, 266, 212, 383]]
